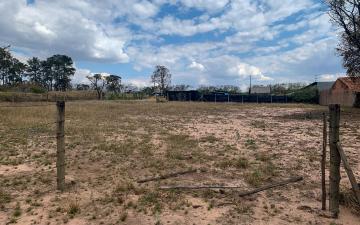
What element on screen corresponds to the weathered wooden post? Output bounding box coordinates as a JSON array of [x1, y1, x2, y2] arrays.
[[329, 104, 340, 217], [321, 112, 327, 210], [56, 101, 66, 191]]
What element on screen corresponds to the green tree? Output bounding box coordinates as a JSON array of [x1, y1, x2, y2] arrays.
[[87, 73, 106, 100], [0, 46, 14, 85], [44, 55, 75, 91], [151, 65, 171, 95], [7, 57, 26, 86], [26, 57, 43, 85], [105, 75, 122, 93]]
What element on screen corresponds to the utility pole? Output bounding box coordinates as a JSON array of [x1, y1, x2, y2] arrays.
[[249, 75, 252, 94]]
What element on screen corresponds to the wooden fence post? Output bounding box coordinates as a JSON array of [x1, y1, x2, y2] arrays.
[[56, 101, 66, 191], [321, 112, 327, 210], [329, 104, 341, 217]]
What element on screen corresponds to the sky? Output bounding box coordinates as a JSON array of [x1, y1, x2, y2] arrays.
[[0, 0, 345, 89]]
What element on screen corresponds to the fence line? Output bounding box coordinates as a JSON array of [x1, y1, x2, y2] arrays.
[[0, 103, 55, 108]]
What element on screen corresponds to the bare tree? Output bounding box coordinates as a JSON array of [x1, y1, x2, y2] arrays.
[[151, 65, 171, 95], [326, 0, 360, 76], [87, 74, 106, 100]]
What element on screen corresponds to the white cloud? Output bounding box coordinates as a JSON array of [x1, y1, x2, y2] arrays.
[[126, 78, 150, 87], [188, 61, 205, 71], [0, 0, 130, 62], [73, 68, 92, 84], [319, 73, 344, 82], [132, 1, 159, 18], [0, 0, 345, 87], [228, 63, 272, 81]]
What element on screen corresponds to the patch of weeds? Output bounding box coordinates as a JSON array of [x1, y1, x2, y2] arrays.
[[234, 157, 250, 169], [0, 189, 11, 205], [251, 120, 266, 129], [13, 202, 22, 217], [244, 169, 263, 187], [201, 189, 215, 200], [245, 161, 278, 187], [93, 141, 134, 158], [245, 139, 257, 150], [199, 135, 219, 144], [138, 191, 163, 214], [255, 152, 271, 162], [215, 159, 233, 169], [234, 203, 253, 215], [119, 211, 128, 222], [67, 201, 80, 218], [166, 134, 198, 153], [215, 157, 249, 169]]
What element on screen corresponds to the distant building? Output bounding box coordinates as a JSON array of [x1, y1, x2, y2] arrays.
[[299, 82, 334, 105], [322, 77, 360, 107], [250, 85, 271, 94]]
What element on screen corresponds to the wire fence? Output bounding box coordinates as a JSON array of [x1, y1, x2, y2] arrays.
[[0, 103, 55, 108]]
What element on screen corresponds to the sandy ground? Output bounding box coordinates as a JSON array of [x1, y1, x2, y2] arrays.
[[0, 101, 359, 225]]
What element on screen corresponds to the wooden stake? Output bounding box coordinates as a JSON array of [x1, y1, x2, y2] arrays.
[[321, 112, 327, 210], [56, 101, 65, 191], [329, 104, 340, 217], [336, 142, 360, 204]]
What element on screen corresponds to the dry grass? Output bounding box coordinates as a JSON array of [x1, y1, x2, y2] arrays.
[[0, 101, 359, 224], [0, 91, 98, 102]]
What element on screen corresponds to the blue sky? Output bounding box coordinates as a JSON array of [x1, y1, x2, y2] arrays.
[[0, 0, 344, 89]]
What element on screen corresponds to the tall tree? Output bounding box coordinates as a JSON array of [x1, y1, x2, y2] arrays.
[[45, 55, 75, 91], [26, 57, 43, 85], [0, 46, 14, 85], [326, 0, 360, 76], [151, 65, 171, 95], [87, 73, 106, 100], [7, 58, 26, 86], [105, 75, 122, 93]]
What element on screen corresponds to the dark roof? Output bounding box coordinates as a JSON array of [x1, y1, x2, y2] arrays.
[[337, 77, 360, 92], [316, 82, 335, 91], [303, 82, 334, 91]]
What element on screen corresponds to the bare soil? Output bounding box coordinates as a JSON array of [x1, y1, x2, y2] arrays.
[[0, 101, 359, 224]]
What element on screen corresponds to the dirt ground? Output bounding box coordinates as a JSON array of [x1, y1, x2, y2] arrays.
[[0, 101, 359, 225]]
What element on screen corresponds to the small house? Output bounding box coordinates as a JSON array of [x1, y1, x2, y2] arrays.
[[326, 77, 360, 107]]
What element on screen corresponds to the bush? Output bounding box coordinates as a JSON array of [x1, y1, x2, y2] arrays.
[[290, 86, 318, 103], [30, 86, 46, 94]]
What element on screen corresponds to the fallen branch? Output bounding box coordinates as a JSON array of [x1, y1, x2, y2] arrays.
[[137, 169, 198, 183], [238, 176, 303, 197], [160, 185, 243, 190], [159, 176, 303, 196]]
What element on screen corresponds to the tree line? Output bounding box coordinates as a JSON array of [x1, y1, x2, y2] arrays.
[[0, 46, 124, 98], [0, 46, 76, 91]]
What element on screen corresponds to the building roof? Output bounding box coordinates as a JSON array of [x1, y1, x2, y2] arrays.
[[304, 82, 334, 91], [337, 77, 360, 92], [250, 85, 270, 94], [316, 82, 335, 91]]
